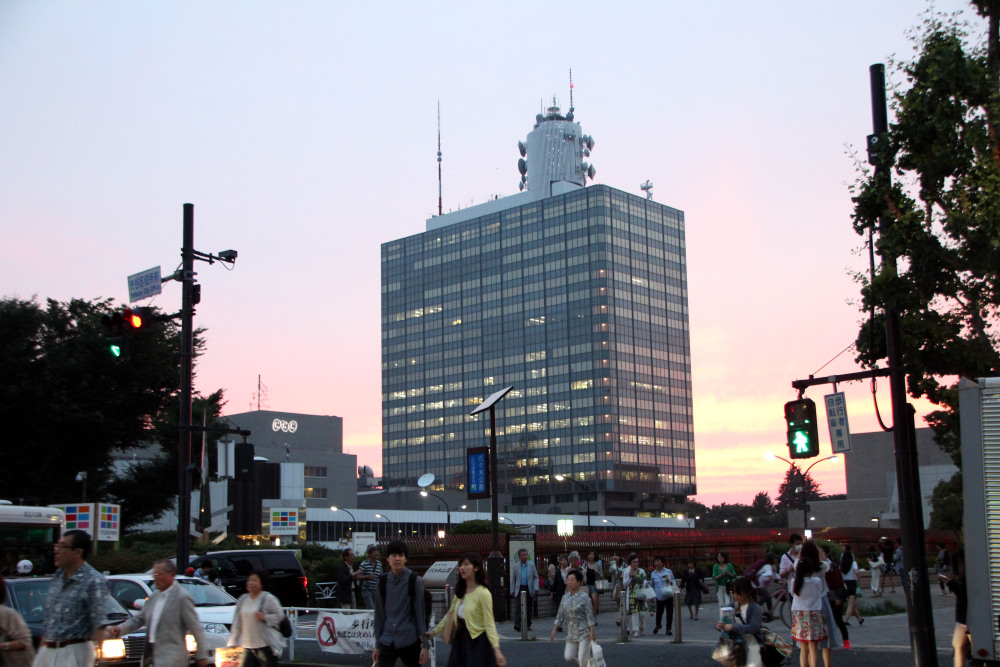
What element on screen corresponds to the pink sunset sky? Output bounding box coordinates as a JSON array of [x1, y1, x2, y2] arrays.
[[0, 1, 964, 506]]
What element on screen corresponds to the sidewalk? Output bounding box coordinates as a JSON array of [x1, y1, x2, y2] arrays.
[[501, 582, 959, 652]]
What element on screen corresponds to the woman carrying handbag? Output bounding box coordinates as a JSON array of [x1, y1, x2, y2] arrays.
[[427, 553, 506, 667], [550, 570, 596, 666], [227, 570, 287, 667]]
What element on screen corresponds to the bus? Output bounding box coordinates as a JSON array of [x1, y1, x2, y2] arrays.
[[0, 502, 65, 576]]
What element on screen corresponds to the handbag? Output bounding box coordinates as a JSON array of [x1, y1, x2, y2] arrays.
[[595, 579, 610, 591], [587, 641, 607, 667], [712, 634, 746, 667], [439, 606, 457, 645], [258, 594, 293, 638]]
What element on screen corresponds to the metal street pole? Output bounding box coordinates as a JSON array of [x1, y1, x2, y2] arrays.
[[177, 203, 195, 570], [869, 63, 937, 667], [487, 404, 505, 621]]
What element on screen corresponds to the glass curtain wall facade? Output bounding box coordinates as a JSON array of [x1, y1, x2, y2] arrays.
[[381, 184, 694, 515]]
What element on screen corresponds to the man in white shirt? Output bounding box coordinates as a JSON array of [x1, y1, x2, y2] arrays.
[[779, 534, 803, 588], [108, 560, 208, 667]]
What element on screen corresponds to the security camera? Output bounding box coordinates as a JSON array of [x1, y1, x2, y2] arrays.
[[218, 249, 238, 262]]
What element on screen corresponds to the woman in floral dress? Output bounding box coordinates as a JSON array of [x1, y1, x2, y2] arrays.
[[550, 569, 596, 666]]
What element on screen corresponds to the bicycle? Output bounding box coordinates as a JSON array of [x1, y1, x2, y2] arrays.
[[760, 584, 792, 629]]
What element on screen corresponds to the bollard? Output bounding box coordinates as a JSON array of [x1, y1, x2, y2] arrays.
[[287, 608, 295, 660], [673, 593, 682, 643], [520, 590, 529, 640], [620, 589, 629, 642], [428, 608, 436, 667]]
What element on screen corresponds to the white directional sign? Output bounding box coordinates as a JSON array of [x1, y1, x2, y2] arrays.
[[824, 392, 852, 453], [127, 266, 162, 302]]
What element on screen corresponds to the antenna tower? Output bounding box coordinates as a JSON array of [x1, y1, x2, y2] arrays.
[[437, 101, 443, 216], [569, 67, 574, 109]]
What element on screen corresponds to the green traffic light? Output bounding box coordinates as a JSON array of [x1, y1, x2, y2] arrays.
[[792, 430, 811, 454], [110, 343, 122, 357]]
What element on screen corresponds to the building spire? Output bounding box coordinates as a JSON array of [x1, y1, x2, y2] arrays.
[[437, 100, 443, 216]]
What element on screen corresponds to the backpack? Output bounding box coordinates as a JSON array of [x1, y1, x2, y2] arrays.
[[825, 565, 845, 591], [378, 570, 434, 623], [744, 558, 766, 584]]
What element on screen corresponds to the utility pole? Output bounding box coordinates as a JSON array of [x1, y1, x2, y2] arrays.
[[177, 203, 196, 570], [174, 203, 240, 569], [869, 63, 938, 667]]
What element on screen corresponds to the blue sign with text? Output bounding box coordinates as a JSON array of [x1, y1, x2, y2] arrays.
[[467, 446, 490, 499]]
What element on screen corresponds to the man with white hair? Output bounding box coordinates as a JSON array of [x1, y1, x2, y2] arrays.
[[108, 559, 208, 667]]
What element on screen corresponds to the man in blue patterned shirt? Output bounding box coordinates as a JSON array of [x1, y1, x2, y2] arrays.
[[35, 530, 111, 667]]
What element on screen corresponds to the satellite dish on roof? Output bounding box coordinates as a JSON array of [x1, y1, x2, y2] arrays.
[[518, 140, 527, 157], [417, 473, 435, 488]]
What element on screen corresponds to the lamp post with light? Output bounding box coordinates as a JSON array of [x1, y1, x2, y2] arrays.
[[766, 453, 839, 531], [420, 490, 452, 530], [375, 513, 392, 538], [330, 506, 355, 538], [555, 474, 592, 528]]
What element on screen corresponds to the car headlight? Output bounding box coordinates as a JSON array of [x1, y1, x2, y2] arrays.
[[186, 635, 197, 653], [100, 639, 127, 660], [202, 623, 229, 635]]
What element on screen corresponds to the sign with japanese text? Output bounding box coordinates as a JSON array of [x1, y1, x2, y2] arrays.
[[824, 392, 852, 453], [127, 266, 162, 302], [316, 610, 374, 654], [467, 446, 490, 499]]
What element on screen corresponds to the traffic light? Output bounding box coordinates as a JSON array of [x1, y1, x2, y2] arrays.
[[100, 307, 148, 358], [785, 398, 820, 459]]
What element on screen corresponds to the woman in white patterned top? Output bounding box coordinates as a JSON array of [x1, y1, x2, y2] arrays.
[[550, 570, 596, 667]]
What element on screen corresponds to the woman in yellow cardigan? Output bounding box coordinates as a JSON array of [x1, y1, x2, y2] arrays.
[[427, 552, 507, 666]]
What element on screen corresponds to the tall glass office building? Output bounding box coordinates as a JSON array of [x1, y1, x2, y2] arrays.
[[381, 102, 694, 517]]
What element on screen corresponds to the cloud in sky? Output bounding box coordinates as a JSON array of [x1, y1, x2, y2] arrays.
[[0, 0, 968, 508]]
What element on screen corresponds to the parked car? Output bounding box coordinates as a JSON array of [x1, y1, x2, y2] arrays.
[[106, 574, 237, 635], [3, 576, 226, 666], [187, 550, 308, 607]]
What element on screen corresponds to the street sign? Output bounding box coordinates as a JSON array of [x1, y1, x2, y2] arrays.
[[467, 446, 490, 499], [824, 392, 852, 453], [127, 266, 162, 302]]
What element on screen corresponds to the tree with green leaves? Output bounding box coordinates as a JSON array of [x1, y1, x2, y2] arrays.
[[849, 3, 1000, 529], [0, 296, 224, 531]]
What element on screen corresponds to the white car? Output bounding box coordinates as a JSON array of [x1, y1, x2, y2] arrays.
[[107, 574, 237, 637]]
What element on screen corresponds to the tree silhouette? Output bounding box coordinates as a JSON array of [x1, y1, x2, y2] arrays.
[[775, 465, 822, 510]]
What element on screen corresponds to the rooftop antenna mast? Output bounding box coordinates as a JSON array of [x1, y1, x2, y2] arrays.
[[437, 101, 443, 216], [569, 67, 574, 110]]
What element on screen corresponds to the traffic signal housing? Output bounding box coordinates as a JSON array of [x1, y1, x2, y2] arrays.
[[785, 398, 820, 459], [100, 307, 149, 358]]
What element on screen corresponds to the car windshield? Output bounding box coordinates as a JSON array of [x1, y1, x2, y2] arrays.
[[143, 578, 236, 606], [10, 580, 131, 624]]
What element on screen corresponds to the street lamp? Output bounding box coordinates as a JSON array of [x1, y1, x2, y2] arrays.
[[554, 474, 592, 528], [498, 516, 514, 526], [420, 490, 452, 529], [330, 506, 356, 538], [602, 518, 617, 527], [766, 452, 839, 531], [375, 513, 392, 538]]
